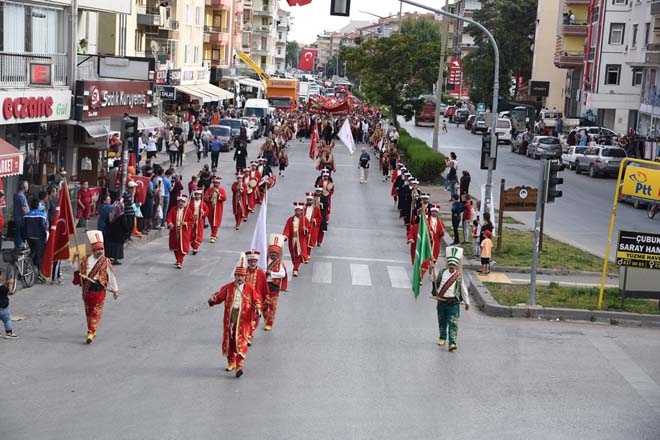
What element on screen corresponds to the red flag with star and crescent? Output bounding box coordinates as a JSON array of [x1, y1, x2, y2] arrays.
[[133, 175, 151, 205], [41, 180, 76, 278], [298, 48, 318, 71], [287, 0, 313, 6]]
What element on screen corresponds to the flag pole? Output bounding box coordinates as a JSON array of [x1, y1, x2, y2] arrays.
[[63, 179, 80, 252]]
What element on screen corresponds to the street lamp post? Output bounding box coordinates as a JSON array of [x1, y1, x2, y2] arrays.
[[398, 0, 500, 214]]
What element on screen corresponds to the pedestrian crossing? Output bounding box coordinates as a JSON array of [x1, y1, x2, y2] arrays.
[[290, 259, 415, 289]]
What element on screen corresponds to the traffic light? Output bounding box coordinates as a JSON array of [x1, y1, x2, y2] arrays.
[[121, 114, 139, 160], [545, 159, 564, 203]]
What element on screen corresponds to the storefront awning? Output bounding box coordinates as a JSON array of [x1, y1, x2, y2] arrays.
[[79, 120, 112, 138], [0, 138, 25, 178], [238, 78, 264, 90], [197, 83, 233, 101], [138, 115, 165, 131], [176, 84, 233, 103], [175, 85, 215, 103]]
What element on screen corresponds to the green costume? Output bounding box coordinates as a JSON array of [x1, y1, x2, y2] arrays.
[[431, 268, 465, 348]]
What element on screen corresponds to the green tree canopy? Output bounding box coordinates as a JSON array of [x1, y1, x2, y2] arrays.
[[286, 41, 300, 70], [462, 0, 538, 104], [340, 17, 443, 124]]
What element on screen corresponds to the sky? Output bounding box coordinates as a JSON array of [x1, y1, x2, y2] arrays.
[[280, 0, 440, 44]]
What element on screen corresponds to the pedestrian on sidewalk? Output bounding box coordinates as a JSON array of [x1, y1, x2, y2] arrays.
[[23, 197, 47, 282], [358, 147, 370, 184], [210, 135, 222, 172], [460, 170, 471, 199], [445, 152, 458, 195], [72, 231, 120, 344], [207, 253, 262, 378], [431, 246, 469, 351], [176, 134, 184, 167], [76, 181, 93, 231], [168, 134, 178, 166], [472, 219, 480, 258], [193, 133, 203, 162], [0, 269, 18, 339], [480, 230, 493, 275], [450, 194, 465, 245], [442, 119, 448, 133], [462, 195, 473, 244]]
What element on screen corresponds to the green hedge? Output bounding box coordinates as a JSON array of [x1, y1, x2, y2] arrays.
[[398, 128, 447, 181]]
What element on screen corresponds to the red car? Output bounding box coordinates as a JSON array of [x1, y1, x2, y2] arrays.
[[444, 106, 456, 121]]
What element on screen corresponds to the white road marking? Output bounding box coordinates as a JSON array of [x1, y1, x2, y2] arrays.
[[350, 264, 372, 286], [312, 262, 332, 284], [387, 265, 410, 289]]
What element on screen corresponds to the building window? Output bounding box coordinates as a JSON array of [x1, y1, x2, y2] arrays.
[[645, 23, 651, 46], [184, 44, 189, 64], [135, 29, 144, 52], [185, 4, 191, 25], [609, 23, 625, 45], [605, 64, 621, 85], [632, 68, 643, 86], [195, 6, 202, 26], [194, 46, 199, 63], [612, 0, 627, 4], [632, 24, 638, 48]]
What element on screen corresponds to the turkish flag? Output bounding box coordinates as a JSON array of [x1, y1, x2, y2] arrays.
[[133, 175, 151, 205], [287, 0, 312, 5], [298, 48, 318, 71], [41, 180, 76, 278]]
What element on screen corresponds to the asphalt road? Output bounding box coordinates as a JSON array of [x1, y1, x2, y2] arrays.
[[1, 136, 659, 439], [401, 119, 660, 261]]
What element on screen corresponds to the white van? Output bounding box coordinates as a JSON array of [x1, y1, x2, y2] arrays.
[[495, 118, 513, 144], [243, 98, 270, 119]]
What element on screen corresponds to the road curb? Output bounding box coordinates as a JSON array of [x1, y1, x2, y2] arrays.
[[465, 270, 660, 328]]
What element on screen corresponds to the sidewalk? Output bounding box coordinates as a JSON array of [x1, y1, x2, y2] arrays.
[[413, 182, 660, 327]]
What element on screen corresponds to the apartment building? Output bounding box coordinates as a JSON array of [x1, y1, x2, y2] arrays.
[[451, 0, 479, 59], [274, 8, 290, 73], [531, 0, 565, 110], [638, 0, 660, 137]]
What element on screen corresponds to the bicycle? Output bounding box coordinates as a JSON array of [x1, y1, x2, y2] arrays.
[[648, 202, 660, 220], [2, 245, 36, 294]]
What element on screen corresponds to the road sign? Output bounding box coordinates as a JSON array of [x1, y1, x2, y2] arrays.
[[616, 230, 660, 270], [621, 165, 660, 203], [477, 102, 486, 112], [501, 185, 537, 211]]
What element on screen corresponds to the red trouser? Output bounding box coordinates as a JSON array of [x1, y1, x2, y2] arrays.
[[234, 213, 243, 228], [210, 225, 220, 239], [173, 250, 186, 265], [291, 255, 304, 271], [263, 292, 280, 327], [227, 335, 245, 369], [317, 231, 325, 245], [84, 290, 106, 333]]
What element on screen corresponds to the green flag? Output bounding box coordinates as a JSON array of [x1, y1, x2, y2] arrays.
[[412, 218, 432, 298]]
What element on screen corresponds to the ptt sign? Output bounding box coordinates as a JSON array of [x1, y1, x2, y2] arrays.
[[622, 166, 660, 202]]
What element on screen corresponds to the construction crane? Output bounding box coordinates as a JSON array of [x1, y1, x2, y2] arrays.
[[235, 49, 270, 83]]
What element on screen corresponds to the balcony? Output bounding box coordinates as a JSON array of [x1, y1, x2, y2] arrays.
[[0, 51, 67, 87], [251, 45, 269, 56], [566, 0, 590, 5], [652, 1, 660, 16], [243, 0, 253, 8], [277, 21, 287, 30], [554, 50, 584, 68], [160, 19, 179, 31], [253, 25, 272, 34], [206, 0, 231, 9], [275, 39, 286, 46], [561, 23, 588, 36], [204, 26, 230, 46], [253, 6, 272, 17], [646, 44, 660, 66]]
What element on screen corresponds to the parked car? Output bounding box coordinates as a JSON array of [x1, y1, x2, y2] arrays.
[[560, 145, 587, 170], [454, 109, 470, 125], [465, 114, 476, 130], [575, 146, 627, 177], [511, 132, 527, 154], [495, 118, 513, 144], [208, 125, 234, 152], [568, 126, 619, 146], [471, 114, 487, 134], [526, 136, 562, 159], [219, 118, 251, 143]]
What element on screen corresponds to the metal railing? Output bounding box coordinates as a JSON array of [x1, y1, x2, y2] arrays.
[[0, 51, 67, 87], [204, 25, 228, 33]]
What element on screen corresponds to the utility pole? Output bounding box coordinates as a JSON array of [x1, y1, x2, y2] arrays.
[[432, 0, 450, 153], [398, 0, 403, 31]]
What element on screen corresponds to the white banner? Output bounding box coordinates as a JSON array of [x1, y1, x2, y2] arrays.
[[338, 118, 355, 155], [250, 190, 268, 270]]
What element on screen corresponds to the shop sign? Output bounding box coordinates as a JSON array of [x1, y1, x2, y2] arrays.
[[159, 86, 176, 100], [530, 81, 550, 97], [622, 165, 660, 203], [167, 69, 181, 86], [76, 80, 153, 121], [180, 66, 209, 85], [500, 185, 537, 211], [616, 230, 660, 270], [154, 69, 168, 85], [1, 88, 71, 125]]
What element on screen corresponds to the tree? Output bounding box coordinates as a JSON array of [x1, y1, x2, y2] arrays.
[[286, 41, 300, 70], [462, 0, 538, 104], [340, 17, 443, 125]]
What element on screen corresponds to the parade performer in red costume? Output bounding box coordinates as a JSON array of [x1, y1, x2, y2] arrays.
[[263, 234, 287, 331], [246, 161, 262, 210], [314, 169, 335, 219], [186, 187, 208, 255], [231, 172, 248, 230], [166, 194, 194, 268], [207, 253, 262, 378], [282, 202, 311, 277], [204, 176, 226, 243], [303, 192, 322, 251], [244, 250, 269, 345], [72, 230, 119, 344]]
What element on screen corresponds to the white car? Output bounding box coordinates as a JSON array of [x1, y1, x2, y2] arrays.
[[495, 118, 513, 144], [561, 145, 587, 170]]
